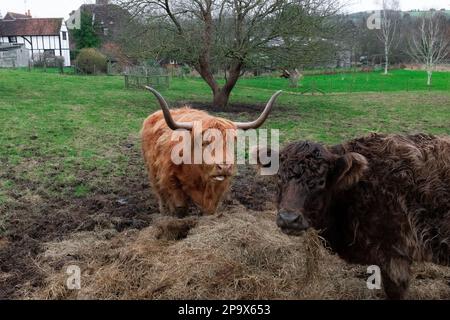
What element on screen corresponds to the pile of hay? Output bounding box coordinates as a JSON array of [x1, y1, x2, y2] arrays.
[[23, 206, 449, 300]]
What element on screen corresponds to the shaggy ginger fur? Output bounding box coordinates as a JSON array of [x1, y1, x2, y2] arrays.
[[141, 107, 237, 216]]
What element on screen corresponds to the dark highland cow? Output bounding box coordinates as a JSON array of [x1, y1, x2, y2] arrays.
[[273, 133, 450, 299]]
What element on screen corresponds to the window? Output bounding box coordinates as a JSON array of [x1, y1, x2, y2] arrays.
[[8, 36, 17, 43], [44, 49, 55, 57], [62, 31, 67, 40], [103, 28, 109, 36]]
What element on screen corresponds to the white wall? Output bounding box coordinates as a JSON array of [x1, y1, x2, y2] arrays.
[[60, 22, 71, 66], [0, 46, 30, 68], [66, 9, 81, 30], [0, 20, 71, 66]]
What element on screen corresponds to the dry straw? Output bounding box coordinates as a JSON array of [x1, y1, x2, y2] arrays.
[[24, 206, 450, 300]]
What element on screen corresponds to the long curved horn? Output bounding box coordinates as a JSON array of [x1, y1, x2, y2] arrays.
[[234, 90, 282, 130], [145, 86, 193, 130]]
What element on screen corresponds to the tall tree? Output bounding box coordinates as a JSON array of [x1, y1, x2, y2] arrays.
[[270, 6, 345, 87], [378, 0, 400, 75], [72, 11, 101, 50], [118, 0, 340, 108], [408, 12, 449, 86]]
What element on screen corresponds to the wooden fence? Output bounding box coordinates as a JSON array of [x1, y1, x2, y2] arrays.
[[124, 65, 170, 89], [124, 74, 170, 89]]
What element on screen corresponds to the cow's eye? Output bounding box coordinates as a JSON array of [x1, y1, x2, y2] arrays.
[[307, 179, 325, 190]]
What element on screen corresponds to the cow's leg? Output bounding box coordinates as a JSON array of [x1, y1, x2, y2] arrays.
[[200, 194, 222, 215], [166, 188, 189, 218], [147, 180, 169, 215], [145, 163, 169, 215], [156, 194, 168, 215], [381, 257, 412, 300]]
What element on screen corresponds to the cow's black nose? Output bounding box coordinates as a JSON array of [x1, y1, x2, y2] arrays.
[[277, 211, 310, 232], [278, 211, 300, 224]]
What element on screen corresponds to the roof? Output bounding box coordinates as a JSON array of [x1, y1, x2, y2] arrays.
[[3, 12, 30, 20], [81, 3, 130, 26], [0, 18, 63, 36]]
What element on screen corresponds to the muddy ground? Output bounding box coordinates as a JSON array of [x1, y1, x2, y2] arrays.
[[0, 105, 449, 300], [0, 139, 276, 299]]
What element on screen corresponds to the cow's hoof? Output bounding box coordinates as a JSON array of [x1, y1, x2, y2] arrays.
[[174, 207, 189, 218]]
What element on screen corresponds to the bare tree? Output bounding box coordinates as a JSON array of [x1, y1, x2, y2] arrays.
[[408, 12, 449, 86], [272, 10, 347, 88], [378, 0, 400, 75], [281, 68, 303, 87], [116, 0, 341, 108]]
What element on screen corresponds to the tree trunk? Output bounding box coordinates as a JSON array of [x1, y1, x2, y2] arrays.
[[205, 62, 243, 109], [288, 69, 302, 88], [384, 46, 389, 75], [427, 70, 432, 86], [196, 65, 234, 109], [212, 88, 231, 109]]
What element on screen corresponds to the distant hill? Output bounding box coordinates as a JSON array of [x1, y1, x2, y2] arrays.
[[347, 8, 450, 20], [404, 9, 450, 17]]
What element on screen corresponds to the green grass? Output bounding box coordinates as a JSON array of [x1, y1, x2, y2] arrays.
[[235, 69, 450, 93], [0, 68, 449, 202]]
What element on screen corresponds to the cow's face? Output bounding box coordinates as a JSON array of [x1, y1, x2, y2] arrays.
[[181, 118, 238, 186], [197, 120, 237, 183], [275, 142, 368, 236]]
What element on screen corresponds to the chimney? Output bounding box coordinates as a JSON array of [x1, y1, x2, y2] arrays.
[[26, 9, 31, 17]]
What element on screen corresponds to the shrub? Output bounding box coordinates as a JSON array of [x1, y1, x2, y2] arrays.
[[33, 53, 65, 68], [75, 48, 107, 74], [100, 42, 131, 74], [181, 65, 191, 78]]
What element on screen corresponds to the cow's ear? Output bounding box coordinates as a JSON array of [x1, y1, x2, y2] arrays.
[[331, 153, 368, 190]]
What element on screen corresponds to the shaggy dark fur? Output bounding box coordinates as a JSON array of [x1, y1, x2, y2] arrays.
[[275, 133, 450, 299]]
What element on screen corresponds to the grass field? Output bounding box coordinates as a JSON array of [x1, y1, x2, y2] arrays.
[[235, 69, 450, 93], [0, 68, 449, 203], [0, 68, 449, 299]]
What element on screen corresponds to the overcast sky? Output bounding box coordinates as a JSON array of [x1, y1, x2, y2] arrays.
[[0, 0, 449, 19]]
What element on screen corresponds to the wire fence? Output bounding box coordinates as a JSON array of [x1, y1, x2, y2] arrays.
[[123, 65, 171, 90]]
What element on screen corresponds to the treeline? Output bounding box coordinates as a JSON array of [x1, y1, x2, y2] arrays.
[[340, 9, 450, 66]]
